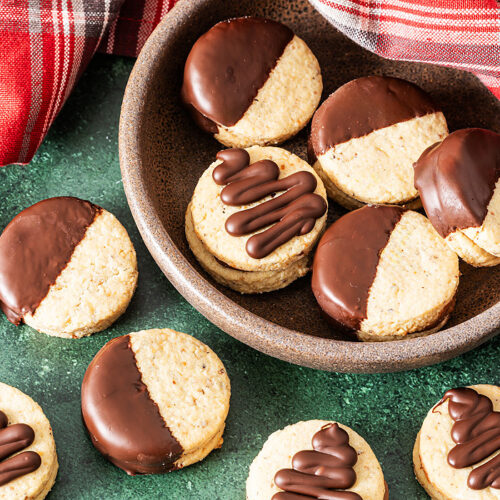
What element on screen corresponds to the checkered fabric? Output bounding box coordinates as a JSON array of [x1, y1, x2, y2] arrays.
[[311, 0, 500, 97], [0, 0, 497, 166]]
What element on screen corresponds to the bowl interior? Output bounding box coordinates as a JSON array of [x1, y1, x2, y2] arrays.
[[121, 0, 500, 371]]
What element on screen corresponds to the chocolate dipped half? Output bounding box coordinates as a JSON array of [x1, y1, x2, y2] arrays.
[[311, 205, 459, 341], [308, 76, 448, 209], [81, 329, 230, 475], [181, 17, 322, 148], [414, 128, 500, 267], [0, 196, 138, 338]]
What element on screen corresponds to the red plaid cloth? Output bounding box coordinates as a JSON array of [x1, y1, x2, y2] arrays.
[[311, 0, 500, 97], [0, 0, 498, 166]]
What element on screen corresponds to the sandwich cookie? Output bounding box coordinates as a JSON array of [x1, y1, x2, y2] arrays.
[[81, 329, 231, 475], [246, 420, 387, 500], [186, 146, 328, 293], [312, 205, 459, 341], [0, 382, 58, 500], [0, 197, 138, 338], [414, 384, 500, 499], [308, 76, 448, 209], [181, 17, 322, 148], [414, 128, 500, 267]]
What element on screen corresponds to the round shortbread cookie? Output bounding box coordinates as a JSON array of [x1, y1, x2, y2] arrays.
[[185, 203, 310, 293], [246, 420, 387, 500], [190, 146, 327, 277], [0, 197, 138, 338], [312, 205, 459, 341], [182, 17, 322, 148], [414, 384, 500, 499], [415, 128, 500, 267], [0, 382, 58, 500], [81, 329, 231, 475], [309, 76, 448, 208]]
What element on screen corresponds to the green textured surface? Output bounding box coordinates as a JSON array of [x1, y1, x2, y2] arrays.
[[0, 54, 498, 500]]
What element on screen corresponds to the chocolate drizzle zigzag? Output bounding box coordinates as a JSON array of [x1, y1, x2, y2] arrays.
[[435, 387, 500, 490], [212, 149, 327, 259], [0, 410, 41, 487], [273, 423, 362, 500]]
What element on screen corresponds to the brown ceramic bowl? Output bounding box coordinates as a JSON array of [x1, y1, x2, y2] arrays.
[[119, 0, 500, 373]]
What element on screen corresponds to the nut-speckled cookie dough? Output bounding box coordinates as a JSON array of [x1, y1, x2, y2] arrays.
[[187, 146, 327, 293], [414, 384, 500, 499], [0, 382, 58, 500], [246, 420, 387, 500], [81, 329, 231, 475], [182, 17, 322, 148], [0, 197, 138, 338], [415, 128, 500, 267], [309, 76, 448, 209], [312, 205, 459, 341]]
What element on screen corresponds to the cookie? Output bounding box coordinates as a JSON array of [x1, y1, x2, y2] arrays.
[[0, 382, 58, 500], [181, 17, 322, 148], [246, 420, 387, 500], [414, 128, 500, 267], [81, 328, 231, 475], [187, 146, 328, 293], [312, 205, 459, 341], [414, 384, 500, 499], [0, 197, 138, 338], [308, 76, 448, 209]]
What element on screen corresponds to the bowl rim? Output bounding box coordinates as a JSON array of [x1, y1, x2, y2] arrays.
[[118, 0, 500, 373]]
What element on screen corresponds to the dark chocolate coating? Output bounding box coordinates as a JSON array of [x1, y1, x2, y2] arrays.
[[0, 409, 41, 486], [213, 148, 326, 259], [312, 205, 404, 330], [181, 17, 293, 132], [273, 423, 361, 500], [435, 387, 500, 490], [0, 196, 100, 325], [414, 128, 500, 238], [81, 335, 183, 475], [309, 76, 438, 162]]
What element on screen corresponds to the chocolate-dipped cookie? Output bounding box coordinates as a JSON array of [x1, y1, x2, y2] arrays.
[[312, 205, 459, 341], [414, 128, 500, 267], [0, 197, 138, 338], [186, 146, 328, 293], [182, 17, 322, 148], [414, 384, 500, 499], [81, 329, 231, 475], [309, 76, 448, 209], [0, 382, 58, 499], [246, 420, 387, 499]]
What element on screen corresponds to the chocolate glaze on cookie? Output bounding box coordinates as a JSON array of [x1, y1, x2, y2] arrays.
[[309, 76, 437, 162], [213, 149, 327, 259], [0, 410, 41, 487], [81, 335, 183, 475], [434, 387, 500, 490], [0, 196, 101, 325], [181, 17, 293, 132], [273, 423, 361, 500], [312, 205, 404, 330], [414, 128, 500, 238]]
